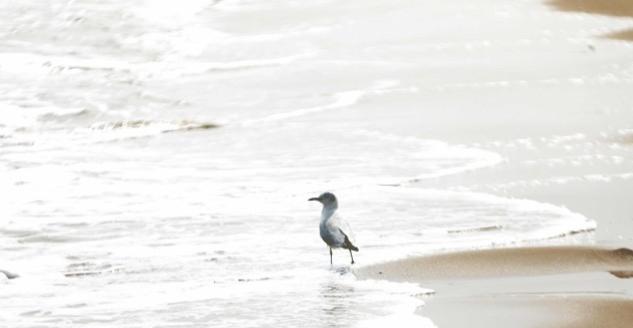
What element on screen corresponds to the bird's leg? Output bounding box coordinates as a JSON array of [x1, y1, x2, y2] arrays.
[[329, 248, 333, 266], [349, 249, 355, 265]]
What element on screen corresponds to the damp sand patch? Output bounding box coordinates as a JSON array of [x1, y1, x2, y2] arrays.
[[356, 246, 633, 282]]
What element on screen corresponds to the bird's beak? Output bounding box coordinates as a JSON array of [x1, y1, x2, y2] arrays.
[[308, 197, 320, 202]]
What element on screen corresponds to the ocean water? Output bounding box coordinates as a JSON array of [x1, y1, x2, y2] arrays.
[[2, 0, 632, 327]]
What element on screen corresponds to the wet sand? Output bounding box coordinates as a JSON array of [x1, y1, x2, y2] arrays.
[[358, 2, 633, 324], [547, 0, 633, 41], [353, 178, 633, 327], [607, 29, 633, 41], [422, 294, 633, 328], [356, 246, 633, 282], [353, 181, 633, 327], [356, 247, 633, 327], [547, 0, 633, 17], [360, 1, 633, 326]]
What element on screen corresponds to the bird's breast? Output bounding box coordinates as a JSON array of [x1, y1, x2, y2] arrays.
[[319, 220, 342, 247]]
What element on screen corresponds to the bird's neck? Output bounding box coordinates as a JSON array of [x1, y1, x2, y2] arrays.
[[321, 204, 337, 221]]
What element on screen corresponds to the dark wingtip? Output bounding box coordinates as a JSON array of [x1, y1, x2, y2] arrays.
[[342, 234, 359, 252]]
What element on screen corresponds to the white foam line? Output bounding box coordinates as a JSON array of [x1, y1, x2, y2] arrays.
[[136, 0, 210, 24], [484, 172, 633, 190], [0, 51, 311, 82], [0, 52, 133, 76], [408, 154, 504, 182], [353, 130, 505, 184], [0, 103, 91, 130], [355, 310, 436, 328], [379, 186, 597, 241], [150, 53, 312, 77], [349, 277, 436, 328], [241, 80, 403, 126], [242, 90, 365, 126], [224, 26, 335, 43], [434, 71, 633, 91]]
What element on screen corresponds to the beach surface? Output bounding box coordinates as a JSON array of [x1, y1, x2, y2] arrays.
[[547, 0, 633, 41], [354, 1, 633, 325], [423, 294, 633, 328], [357, 246, 633, 327], [1, 0, 633, 327], [357, 246, 633, 281]]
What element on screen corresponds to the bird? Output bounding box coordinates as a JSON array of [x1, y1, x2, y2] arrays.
[[308, 192, 359, 265]]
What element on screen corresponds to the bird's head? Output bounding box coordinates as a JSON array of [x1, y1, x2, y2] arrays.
[[308, 192, 338, 208]]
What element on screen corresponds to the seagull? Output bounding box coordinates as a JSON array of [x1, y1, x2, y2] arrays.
[[308, 192, 359, 265]]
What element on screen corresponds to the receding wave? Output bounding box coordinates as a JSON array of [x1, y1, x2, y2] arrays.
[[337, 186, 597, 265], [64, 262, 118, 278], [83, 120, 220, 142], [90, 120, 219, 132], [447, 225, 504, 234], [37, 108, 95, 123], [241, 80, 402, 126]]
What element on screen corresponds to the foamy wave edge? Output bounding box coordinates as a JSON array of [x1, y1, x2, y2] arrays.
[[404, 187, 597, 243]]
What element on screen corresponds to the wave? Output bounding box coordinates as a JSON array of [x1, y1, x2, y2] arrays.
[[240, 80, 405, 126], [335, 186, 597, 265], [82, 120, 220, 142], [1, 118, 220, 150], [37, 108, 94, 123], [90, 120, 219, 132], [242, 90, 366, 126], [482, 172, 633, 190], [352, 130, 504, 184], [447, 225, 503, 234], [1, 103, 93, 130], [0, 51, 310, 87]]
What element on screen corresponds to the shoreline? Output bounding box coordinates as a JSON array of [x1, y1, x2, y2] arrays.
[[356, 245, 633, 327], [421, 293, 633, 328], [356, 246, 633, 282], [353, 0, 633, 316], [546, 0, 633, 41]]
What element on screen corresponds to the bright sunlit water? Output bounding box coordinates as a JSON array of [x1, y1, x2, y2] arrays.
[[2, 0, 633, 326]]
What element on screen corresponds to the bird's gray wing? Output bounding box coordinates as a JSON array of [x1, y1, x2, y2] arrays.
[[330, 213, 356, 246]]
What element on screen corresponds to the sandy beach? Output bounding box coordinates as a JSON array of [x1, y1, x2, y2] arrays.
[[547, 0, 633, 40], [357, 246, 633, 326], [413, 168, 633, 327], [423, 294, 633, 328], [548, 0, 633, 17], [2, 0, 633, 326], [353, 2, 633, 325], [609, 29, 633, 41], [357, 246, 633, 281]]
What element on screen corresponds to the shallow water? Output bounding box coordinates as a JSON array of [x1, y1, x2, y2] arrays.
[[1, 0, 632, 327]]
